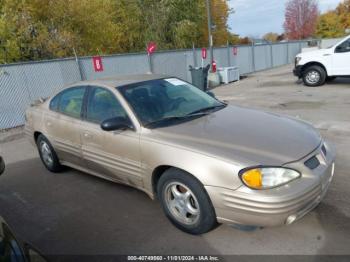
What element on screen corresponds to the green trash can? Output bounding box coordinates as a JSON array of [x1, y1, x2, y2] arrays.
[[189, 64, 210, 91]]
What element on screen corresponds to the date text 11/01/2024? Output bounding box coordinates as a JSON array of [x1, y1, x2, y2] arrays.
[[127, 255, 220, 261]]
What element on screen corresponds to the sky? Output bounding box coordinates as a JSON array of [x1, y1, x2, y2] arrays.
[[227, 0, 344, 37]]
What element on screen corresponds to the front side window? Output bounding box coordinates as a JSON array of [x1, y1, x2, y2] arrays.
[[336, 39, 350, 53], [119, 78, 225, 127], [87, 87, 128, 124], [58, 87, 86, 118]]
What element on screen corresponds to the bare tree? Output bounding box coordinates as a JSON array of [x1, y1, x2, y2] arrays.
[[284, 0, 319, 40]]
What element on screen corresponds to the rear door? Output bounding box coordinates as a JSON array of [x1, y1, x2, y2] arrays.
[[44, 86, 87, 166], [332, 38, 350, 75], [81, 86, 142, 187]]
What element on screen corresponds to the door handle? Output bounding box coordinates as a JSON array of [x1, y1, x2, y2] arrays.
[[83, 132, 92, 139], [323, 54, 331, 56]]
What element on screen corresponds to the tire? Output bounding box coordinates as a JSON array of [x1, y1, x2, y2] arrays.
[[36, 134, 63, 172], [302, 65, 326, 87], [157, 168, 217, 234]]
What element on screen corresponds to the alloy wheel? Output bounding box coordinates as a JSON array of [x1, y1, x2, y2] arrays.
[[40, 141, 53, 167], [164, 182, 200, 226]]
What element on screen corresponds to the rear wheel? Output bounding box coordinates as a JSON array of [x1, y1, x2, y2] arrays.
[[302, 65, 326, 87], [36, 134, 63, 172], [157, 168, 217, 234]]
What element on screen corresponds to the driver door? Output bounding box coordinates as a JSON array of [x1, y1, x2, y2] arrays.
[[81, 86, 142, 187], [332, 38, 350, 75]]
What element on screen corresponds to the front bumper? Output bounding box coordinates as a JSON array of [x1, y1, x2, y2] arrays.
[[293, 65, 303, 78], [206, 141, 335, 227]]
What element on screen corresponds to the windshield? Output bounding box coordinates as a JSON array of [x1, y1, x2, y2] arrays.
[[118, 78, 225, 127], [327, 36, 350, 49]]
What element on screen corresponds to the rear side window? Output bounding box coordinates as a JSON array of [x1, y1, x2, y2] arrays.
[[49, 94, 60, 111], [58, 87, 86, 118]]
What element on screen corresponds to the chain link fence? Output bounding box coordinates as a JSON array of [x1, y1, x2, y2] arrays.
[[0, 41, 307, 129]]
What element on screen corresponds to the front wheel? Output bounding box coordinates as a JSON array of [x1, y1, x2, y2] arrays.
[[36, 134, 63, 173], [157, 168, 217, 234], [302, 65, 326, 87]]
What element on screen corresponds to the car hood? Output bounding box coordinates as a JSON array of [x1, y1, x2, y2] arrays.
[[148, 105, 321, 166], [297, 48, 332, 58]]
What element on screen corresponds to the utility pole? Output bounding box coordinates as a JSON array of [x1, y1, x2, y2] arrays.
[[73, 47, 84, 81], [206, 0, 214, 72]]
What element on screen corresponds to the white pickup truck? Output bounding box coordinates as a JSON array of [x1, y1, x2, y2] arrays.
[[294, 35, 350, 86]]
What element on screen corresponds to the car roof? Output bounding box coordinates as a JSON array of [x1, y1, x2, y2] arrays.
[[70, 74, 172, 89]]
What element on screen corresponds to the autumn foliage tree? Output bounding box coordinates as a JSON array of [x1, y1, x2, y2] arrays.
[[0, 0, 237, 64], [336, 0, 350, 30], [203, 0, 235, 46], [284, 0, 319, 40], [263, 32, 279, 43], [316, 11, 344, 38], [316, 0, 350, 38]]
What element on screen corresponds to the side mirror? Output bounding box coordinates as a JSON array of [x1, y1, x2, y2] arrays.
[[0, 156, 5, 176], [206, 91, 216, 98], [101, 117, 133, 131]]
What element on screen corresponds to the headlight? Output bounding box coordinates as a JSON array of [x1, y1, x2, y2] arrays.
[[239, 167, 301, 190], [295, 57, 302, 65]]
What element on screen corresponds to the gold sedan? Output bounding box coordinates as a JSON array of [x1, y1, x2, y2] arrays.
[[25, 75, 335, 234]]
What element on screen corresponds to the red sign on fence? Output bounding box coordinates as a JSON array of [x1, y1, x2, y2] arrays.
[[212, 60, 217, 73], [147, 42, 157, 55], [233, 47, 238, 56], [92, 56, 104, 72], [201, 48, 207, 59]]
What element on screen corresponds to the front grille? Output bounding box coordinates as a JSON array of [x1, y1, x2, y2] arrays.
[[304, 156, 320, 170]]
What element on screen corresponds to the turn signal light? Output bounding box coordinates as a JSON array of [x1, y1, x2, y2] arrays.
[[241, 169, 262, 189]]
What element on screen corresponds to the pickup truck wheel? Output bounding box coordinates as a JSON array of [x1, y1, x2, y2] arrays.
[[157, 168, 217, 235], [302, 65, 326, 87], [36, 134, 63, 173]]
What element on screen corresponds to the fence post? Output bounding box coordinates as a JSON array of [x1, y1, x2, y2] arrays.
[[192, 43, 197, 67], [270, 44, 273, 68], [148, 54, 153, 73], [73, 48, 84, 81], [251, 42, 256, 72], [227, 41, 231, 67], [286, 42, 289, 64]]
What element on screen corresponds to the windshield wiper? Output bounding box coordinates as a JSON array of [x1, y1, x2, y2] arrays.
[[187, 104, 226, 115], [144, 113, 208, 128]]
